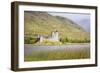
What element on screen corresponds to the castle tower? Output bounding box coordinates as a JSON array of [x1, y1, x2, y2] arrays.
[[51, 32, 55, 38], [40, 36, 43, 42], [51, 31, 59, 42]]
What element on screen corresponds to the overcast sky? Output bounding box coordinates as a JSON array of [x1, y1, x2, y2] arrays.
[[48, 12, 90, 32]]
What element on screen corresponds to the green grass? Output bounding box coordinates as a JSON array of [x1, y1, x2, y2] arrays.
[[24, 36, 90, 45], [24, 48, 90, 61]]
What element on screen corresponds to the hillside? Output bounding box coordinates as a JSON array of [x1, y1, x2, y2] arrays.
[[24, 11, 90, 44]]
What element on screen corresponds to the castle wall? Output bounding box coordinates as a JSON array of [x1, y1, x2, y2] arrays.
[[39, 31, 59, 43]]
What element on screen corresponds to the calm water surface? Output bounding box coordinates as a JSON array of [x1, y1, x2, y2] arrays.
[[24, 43, 90, 55]]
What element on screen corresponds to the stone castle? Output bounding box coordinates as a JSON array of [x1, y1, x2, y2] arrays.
[[38, 31, 59, 43]]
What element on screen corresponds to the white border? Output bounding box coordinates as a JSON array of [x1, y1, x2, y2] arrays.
[[18, 5, 96, 68]]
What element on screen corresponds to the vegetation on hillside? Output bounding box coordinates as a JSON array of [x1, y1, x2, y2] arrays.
[[24, 11, 90, 45]]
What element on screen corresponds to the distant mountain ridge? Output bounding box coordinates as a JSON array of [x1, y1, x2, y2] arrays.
[[24, 11, 90, 43]]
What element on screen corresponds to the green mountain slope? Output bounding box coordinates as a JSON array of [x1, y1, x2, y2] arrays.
[[24, 11, 90, 44]]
